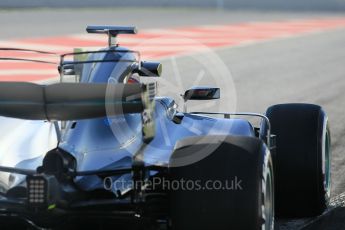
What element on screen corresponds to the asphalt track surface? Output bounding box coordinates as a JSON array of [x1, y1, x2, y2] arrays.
[[1, 8, 345, 229]]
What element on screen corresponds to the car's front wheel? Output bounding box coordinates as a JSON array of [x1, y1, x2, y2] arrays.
[[263, 103, 331, 217]]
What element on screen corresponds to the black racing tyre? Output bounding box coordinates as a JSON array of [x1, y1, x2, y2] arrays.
[[263, 103, 331, 217], [168, 135, 274, 230]]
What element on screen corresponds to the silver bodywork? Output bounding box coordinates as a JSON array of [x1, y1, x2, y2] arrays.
[[0, 46, 260, 194], [0, 117, 57, 192], [59, 98, 256, 191]]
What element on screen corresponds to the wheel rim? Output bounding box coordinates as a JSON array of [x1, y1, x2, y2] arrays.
[[262, 158, 274, 230], [324, 130, 331, 199]]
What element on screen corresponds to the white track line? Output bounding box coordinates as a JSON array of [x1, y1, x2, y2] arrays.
[[0, 70, 57, 75]]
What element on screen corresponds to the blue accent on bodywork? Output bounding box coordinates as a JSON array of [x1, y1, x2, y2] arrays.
[[59, 97, 254, 191]]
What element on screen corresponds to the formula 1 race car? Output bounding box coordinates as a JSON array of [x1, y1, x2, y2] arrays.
[[0, 26, 331, 230]]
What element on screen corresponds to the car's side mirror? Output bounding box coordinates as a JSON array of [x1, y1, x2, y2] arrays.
[[58, 62, 75, 75], [60, 64, 75, 76], [182, 87, 220, 112], [183, 87, 220, 102]]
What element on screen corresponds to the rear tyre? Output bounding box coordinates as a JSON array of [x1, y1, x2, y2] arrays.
[[263, 103, 331, 217], [169, 135, 274, 230]]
